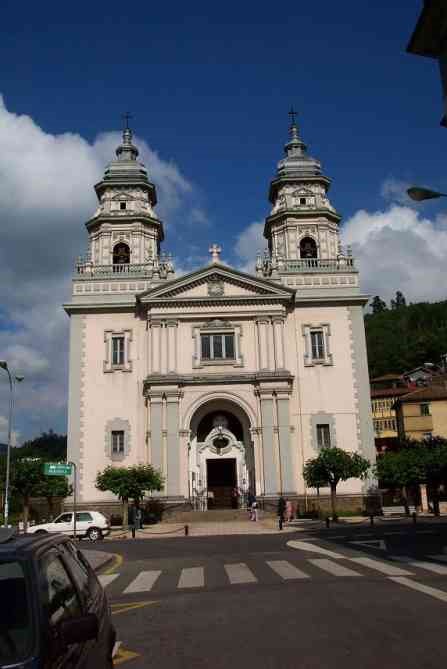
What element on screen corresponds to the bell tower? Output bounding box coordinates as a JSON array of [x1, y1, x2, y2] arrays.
[[75, 119, 174, 287], [258, 112, 355, 284]]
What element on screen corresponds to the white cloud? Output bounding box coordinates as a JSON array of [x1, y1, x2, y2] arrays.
[[380, 178, 414, 207], [234, 221, 266, 272], [0, 95, 205, 442], [342, 203, 447, 303]]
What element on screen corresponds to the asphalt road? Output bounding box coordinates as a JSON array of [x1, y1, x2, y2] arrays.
[[89, 521, 447, 668]]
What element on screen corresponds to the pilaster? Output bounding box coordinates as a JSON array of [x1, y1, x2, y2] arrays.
[[276, 390, 295, 493], [257, 389, 277, 495]]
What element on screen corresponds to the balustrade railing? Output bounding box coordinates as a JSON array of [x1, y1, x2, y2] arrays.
[[75, 262, 156, 278], [282, 257, 355, 272]]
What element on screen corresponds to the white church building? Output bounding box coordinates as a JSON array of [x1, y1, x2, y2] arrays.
[[65, 116, 375, 511]]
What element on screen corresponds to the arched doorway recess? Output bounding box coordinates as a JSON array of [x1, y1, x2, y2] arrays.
[[188, 399, 255, 510]]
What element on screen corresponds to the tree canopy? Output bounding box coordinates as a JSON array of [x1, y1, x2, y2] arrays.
[[375, 438, 447, 514], [365, 299, 447, 378]]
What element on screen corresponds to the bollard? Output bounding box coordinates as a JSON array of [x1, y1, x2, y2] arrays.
[[370, 515, 374, 527], [412, 512, 417, 525], [325, 516, 330, 529], [184, 524, 189, 536], [279, 516, 283, 531]]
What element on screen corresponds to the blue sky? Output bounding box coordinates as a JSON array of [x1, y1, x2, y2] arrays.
[[1, 0, 446, 443]]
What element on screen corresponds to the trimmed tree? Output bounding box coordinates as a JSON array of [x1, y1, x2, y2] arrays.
[[95, 464, 163, 527], [303, 448, 370, 520]]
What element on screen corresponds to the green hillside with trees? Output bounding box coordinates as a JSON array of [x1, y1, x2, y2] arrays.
[[365, 292, 447, 378]]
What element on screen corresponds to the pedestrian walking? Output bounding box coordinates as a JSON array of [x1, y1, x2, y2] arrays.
[[286, 499, 294, 522], [247, 491, 255, 520], [128, 502, 136, 539], [277, 495, 286, 525]]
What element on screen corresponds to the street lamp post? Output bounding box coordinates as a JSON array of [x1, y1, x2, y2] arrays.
[[407, 186, 447, 202], [0, 361, 24, 527]]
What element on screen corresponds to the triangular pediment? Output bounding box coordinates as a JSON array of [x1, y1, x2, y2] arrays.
[[137, 263, 294, 304]]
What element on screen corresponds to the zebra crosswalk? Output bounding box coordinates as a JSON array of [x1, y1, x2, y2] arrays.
[[97, 554, 447, 597]]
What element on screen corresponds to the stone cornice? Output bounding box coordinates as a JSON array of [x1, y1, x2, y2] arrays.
[[63, 301, 136, 315], [143, 370, 294, 393], [264, 208, 342, 237], [294, 294, 370, 307], [85, 213, 164, 241]]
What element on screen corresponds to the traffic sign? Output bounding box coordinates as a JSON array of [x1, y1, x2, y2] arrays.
[[43, 462, 72, 476]]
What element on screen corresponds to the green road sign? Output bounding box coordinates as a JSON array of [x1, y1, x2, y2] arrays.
[[43, 462, 72, 476]]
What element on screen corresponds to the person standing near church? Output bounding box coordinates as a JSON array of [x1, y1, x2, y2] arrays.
[[277, 496, 286, 523], [128, 502, 136, 539]]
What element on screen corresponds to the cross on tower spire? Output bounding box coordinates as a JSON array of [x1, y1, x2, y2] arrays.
[[122, 112, 132, 130], [288, 106, 298, 127]]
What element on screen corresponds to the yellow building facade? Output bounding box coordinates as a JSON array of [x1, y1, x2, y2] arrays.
[[396, 385, 447, 441]]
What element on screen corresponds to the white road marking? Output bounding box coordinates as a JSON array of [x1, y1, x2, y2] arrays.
[[98, 574, 120, 587], [350, 557, 413, 576], [309, 558, 362, 577], [266, 560, 310, 580], [391, 555, 447, 575], [123, 570, 162, 594], [391, 577, 447, 603], [178, 567, 205, 589], [224, 563, 258, 584], [409, 560, 447, 575], [287, 540, 344, 559]]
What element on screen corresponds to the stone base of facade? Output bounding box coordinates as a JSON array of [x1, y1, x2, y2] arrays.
[[61, 493, 381, 520]]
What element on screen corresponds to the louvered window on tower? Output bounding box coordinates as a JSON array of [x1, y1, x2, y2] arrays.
[[310, 330, 325, 361]]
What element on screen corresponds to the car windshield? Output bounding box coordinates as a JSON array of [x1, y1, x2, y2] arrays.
[[0, 560, 34, 664]]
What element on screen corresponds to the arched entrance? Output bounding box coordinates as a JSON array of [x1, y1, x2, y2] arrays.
[[188, 399, 255, 510]]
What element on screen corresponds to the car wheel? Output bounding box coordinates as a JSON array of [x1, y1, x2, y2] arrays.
[[35, 529, 47, 534], [87, 527, 102, 542]]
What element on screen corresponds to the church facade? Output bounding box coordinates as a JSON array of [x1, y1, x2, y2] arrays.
[[65, 118, 375, 510]]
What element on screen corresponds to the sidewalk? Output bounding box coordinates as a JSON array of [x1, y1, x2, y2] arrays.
[[106, 517, 297, 539]]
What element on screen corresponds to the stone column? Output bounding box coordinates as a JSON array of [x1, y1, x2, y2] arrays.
[[166, 390, 182, 497], [258, 390, 277, 495], [276, 390, 295, 493], [257, 319, 269, 370], [151, 321, 162, 374], [148, 393, 164, 477], [272, 318, 285, 370], [167, 321, 178, 373]]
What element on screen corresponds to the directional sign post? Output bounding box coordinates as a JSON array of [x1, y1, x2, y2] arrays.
[[43, 461, 77, 539], [43, 463, 72, 476]]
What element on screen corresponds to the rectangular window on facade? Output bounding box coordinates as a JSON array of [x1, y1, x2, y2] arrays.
[[111, 430, 125, 454], [112, 336, 125, 366], [420, 403, 431, 416], [310, 330, 325, 361], [200, 333, 235, 361], [316, 424, 331, 449]]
